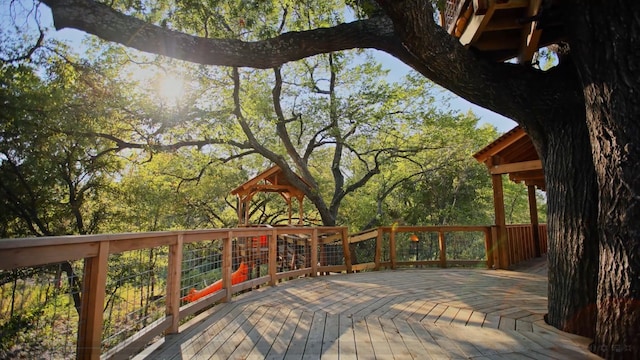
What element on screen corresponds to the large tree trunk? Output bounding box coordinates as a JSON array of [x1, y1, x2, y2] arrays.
[[566, 1, 640, 358], [536, 113, 599, 339]]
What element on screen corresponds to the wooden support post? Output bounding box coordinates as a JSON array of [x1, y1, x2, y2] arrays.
[[298, 196, 304, 225], [166, 234, 183, 335], [438, 231, 447, 268], [77, 241, 109, 360], [311, 228, 318, 277], [287, 199, 293, 225], [491, 171, 509, 269], [341, 228, 352, 273], [390, 229, 397, 270], [269, 229, 278, 286], [222, 232, 233, 303], [527, 185, 542, 257], [374, 228, 382, 270]]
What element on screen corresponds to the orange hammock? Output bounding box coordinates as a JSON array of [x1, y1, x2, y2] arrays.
[[182, 262, 248, 303]]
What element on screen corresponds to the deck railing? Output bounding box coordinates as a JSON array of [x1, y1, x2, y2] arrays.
[[346, 225, 493, 271], [0, 223, 545, 359], [0, 227, 348, 359], [506, 223, 548, 265]]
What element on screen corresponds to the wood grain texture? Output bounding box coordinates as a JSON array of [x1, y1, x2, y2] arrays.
[[139, 257, 600, 360]]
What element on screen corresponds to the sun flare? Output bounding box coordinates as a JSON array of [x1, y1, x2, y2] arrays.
[[156, 75, 186, 106]]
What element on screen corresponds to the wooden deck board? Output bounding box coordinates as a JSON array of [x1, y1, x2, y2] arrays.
[[319, 313, 340, 360], [138, 258, 601, 360]]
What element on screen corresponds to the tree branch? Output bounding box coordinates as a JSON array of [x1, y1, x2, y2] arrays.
[[42, 0, 396, 68]]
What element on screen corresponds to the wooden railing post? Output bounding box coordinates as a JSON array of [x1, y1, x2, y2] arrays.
[[438, 231, 446, 268], [483, 228, 494, 269], [528, 185, 542, 258], [311, 228, 318, 277], [342, 227, 353, 273], [222, 232, 233, 303], [269, 229, 278, 286], [77, 241, 109, 360], [390, 229, 397, 270], [166, 234, 183, 335], [374, 228, 382, 270]]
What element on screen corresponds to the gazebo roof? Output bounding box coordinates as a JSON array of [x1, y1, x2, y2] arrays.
[[231, 165, 310, 226], [473, 126, 544, 190], [230, 165, 306, 200]]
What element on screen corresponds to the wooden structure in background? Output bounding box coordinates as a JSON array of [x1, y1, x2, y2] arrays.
[[474, 126, 544, 269], [231, 166, 308, 226], [442, 0, 565, 63]]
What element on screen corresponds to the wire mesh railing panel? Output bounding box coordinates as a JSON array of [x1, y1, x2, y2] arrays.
[[350, 238, 376, 265], [0, 261, 83, 359], [101, 247, 169, 352], [277, 234, 310, 272], [395, 232, 439, 263], [180, 240, 223, 305], [319, 242, 344, 267], [445, 232, 487, 262]]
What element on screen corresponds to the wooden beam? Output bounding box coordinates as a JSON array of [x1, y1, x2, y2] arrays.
[[490, 160, 542, 174], [494, 0, 529, 9], [459, 13, 490, 45], [472, 32, 521, 51], [484, 16, 523, 31], [518, 0, 543, 63]]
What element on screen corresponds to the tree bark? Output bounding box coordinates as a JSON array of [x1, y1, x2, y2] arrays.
[[565, 1, 640, 357], [540, 110, 599, 339]]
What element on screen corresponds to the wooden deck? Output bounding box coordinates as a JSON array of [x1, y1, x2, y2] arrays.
[[137, 257, 600, 359]]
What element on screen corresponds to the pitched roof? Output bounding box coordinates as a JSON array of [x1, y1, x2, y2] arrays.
[[474, 126, 545, 189]]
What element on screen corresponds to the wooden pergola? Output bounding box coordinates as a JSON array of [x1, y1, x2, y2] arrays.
[[473, 126, 544, 269], [230, 165, 308, 226]]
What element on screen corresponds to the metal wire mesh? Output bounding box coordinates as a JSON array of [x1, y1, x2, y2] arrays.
[[180, 240, 223, 305], [0, 262, 82, 359], [101, 247, 168, 351], [445, 231, 487, 261], [278, 234, 310, 272]]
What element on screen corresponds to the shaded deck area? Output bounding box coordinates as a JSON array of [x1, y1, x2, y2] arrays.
[[139, 257, 600, 359]]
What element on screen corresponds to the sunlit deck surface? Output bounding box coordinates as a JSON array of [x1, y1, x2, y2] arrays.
[[138, 257, 600, 360]]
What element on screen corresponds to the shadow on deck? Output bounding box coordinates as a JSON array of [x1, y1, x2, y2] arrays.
[[137, 256, 600, 360]]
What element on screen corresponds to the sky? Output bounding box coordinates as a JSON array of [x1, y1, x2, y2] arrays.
[[374, 52, 517, 133]]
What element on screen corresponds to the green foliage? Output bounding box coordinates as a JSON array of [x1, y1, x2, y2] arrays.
[[0, 56, 123, 237]]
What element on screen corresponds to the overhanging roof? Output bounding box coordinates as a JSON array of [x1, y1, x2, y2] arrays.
[[473, 126, 545, 190], [231, 165, 307, 200]]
